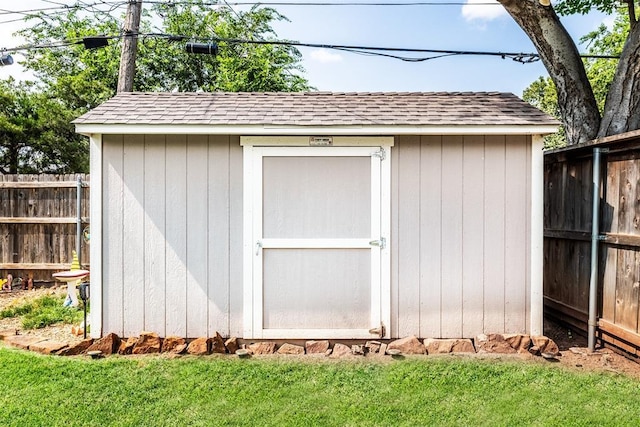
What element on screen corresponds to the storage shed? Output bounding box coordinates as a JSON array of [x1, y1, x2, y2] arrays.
[[75, 92, 557, 340]]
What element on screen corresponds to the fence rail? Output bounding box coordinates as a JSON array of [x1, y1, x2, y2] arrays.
[[544, 130, 640, 355], [0, 174, 90, 284]]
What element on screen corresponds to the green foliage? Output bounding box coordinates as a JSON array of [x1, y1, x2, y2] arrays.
[[555, 0, 620, 16], [1, 353, 640, 426], [7, 0, 310, 173], [0, 294, 82, 329], [18, 0, 311, 105], [580, 11, 630, 111], [0, 78, 88, 173], [145, 2, 311, 92], [17, 9, 120, 111], [0, 302, 33, 319], [523, 77, 566, 149]]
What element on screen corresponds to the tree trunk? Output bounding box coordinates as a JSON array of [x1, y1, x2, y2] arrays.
[[499, 0, 600, 145], [598, 20, 640, 137], [9, 140, 18, 174]]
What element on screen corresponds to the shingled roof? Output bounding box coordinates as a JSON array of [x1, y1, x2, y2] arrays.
[[74, 92, 558, 128]]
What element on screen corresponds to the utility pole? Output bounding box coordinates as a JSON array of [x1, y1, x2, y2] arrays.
[[117, 0, 143, 92]]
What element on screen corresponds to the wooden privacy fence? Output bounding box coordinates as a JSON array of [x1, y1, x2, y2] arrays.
[[0, 174, 90, 284], [544, 130, 640, 355]]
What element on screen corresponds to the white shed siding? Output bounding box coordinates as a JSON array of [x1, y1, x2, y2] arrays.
[[392, 135, 531, 338], [103, 135, 124, 335], [143, 134, 167, 336], [122, 135, 145, 338], [101, 133, 533, 339], [102, 134, 242, 338], [164, 135, 187, 337]]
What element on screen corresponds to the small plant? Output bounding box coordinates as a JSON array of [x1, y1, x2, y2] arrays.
[[0, 302, 34, 319], [0, 294, 82, 329]]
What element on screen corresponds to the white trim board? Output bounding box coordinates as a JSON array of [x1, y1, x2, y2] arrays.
[[89, 133, 103, 339], [76, 124, 558, 137], [241, 136, 394, 146], [529, 135, 544, 335]]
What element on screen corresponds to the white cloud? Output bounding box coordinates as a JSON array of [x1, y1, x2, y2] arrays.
[[309, 49, 343, 64], [461, 0, 507, 22]]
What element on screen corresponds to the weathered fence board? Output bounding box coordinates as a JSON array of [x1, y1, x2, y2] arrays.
[[544, 132, 640, 354], [0, 174, 90, 283]]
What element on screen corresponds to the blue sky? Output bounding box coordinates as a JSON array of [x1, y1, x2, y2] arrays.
[[0, 1, 609, 96]]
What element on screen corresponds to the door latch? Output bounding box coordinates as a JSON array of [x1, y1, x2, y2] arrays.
[[369, 237, 386, 250]]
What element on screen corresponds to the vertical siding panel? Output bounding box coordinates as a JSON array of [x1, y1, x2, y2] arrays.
[[441, 135, 464, 338], [483, 136, 506, 332], [103, 135, 124, 336], [165, 136, 188, 337], [615, 249, 640, 331], [186, 135, 209, 338], [122, 135, 145, 337], [602, 160, 620, 322], [462, 136, 485, 337], [601, 246, 618, 322], [397, 135, 421, 336], [420, 136, 443, 337], [228, 137, 244, 337], [505, 136, 528, 333], [390, 137, 401, 338], [208, 135, 231, 336], [144, 135, 166, 336], [605, 160, 620, 234]]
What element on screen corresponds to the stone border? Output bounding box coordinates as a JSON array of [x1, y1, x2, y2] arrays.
[[0, 329, 559, 359]]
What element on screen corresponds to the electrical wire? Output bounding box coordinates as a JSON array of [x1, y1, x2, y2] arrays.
[[142, 1, 500, 6], [1, 32, 621, 64], [0, 1, 129, 25], [0, 6, 69, 16], [0, 0, 500, 16]]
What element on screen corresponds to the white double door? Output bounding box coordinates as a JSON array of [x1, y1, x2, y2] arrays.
[[244, 145, 390, 339]]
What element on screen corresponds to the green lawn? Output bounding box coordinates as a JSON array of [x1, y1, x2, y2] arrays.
[[0, 347, 639, 426]]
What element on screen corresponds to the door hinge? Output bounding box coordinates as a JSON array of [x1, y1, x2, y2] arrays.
[[368, 323, 385, 338], [369, 237, 386, 250], [371, 147, 386, 161]]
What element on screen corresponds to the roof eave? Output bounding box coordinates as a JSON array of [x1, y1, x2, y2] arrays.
[[75, 123, 559, 137]]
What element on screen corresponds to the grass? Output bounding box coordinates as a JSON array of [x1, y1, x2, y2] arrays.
[[0, 349, 639, 426], [0, 294, 83, 329]]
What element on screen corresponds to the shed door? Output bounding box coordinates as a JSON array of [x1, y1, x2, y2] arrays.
[[244, 146, 390, 339]]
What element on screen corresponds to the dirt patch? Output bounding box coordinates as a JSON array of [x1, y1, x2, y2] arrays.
[[543, 317, 640, 378], [2, 288, 640, 376]]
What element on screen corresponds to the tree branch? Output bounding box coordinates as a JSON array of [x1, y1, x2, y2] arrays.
[[599, 19, 640, 136], [499, 0, 600, 144]]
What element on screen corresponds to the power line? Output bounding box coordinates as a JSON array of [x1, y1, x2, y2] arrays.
[[0, 1, 129, 24], [0, 1, 127, 16], [144, 0, 499, 5], [1, 32, 621, 64], [0, 6, 70, 16], [0, 0, 500, 15]]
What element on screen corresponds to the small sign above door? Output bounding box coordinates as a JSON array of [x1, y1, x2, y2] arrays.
[[309, 136, 333, 146]]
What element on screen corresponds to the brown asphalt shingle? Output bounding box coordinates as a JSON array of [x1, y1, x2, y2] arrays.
[[74, 91, 558, 126]]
